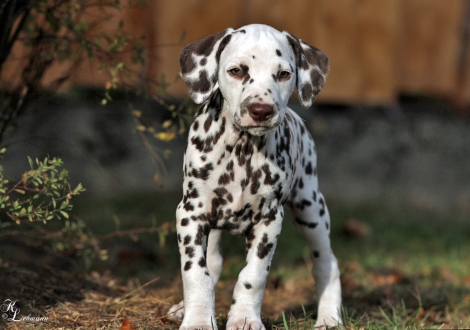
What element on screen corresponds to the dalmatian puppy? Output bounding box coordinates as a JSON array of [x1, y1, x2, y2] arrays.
[[170, 24, 342, 330]]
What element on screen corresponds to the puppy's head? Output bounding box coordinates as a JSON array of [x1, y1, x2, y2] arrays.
[[179, 24, 329, 136]]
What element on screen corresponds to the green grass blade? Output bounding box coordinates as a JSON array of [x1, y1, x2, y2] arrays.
[[282, 311, 289, 330]]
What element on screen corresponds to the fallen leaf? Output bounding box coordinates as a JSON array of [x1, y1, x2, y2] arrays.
[[370, 268, 403, 286], [155, 131, 176, 142], [342, 219, 370, 238], [120, 317, 135, 330]]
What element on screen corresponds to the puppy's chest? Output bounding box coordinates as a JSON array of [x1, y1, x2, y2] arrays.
[[187, 131, 292, 234]]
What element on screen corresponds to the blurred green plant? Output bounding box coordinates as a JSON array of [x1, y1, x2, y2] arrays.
[[0, 149, 174, 265], [0, 147, 94, 262], [0, 152, 85, 224]]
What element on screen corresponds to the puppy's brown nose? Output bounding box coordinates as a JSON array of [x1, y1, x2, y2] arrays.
[[248, 103, 274, 122]]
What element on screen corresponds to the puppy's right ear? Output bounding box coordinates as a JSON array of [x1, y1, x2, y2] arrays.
[[179, 28, 234, 104]]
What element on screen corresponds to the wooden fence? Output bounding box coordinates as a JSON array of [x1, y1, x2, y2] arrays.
[[3, 0, 470, 106]]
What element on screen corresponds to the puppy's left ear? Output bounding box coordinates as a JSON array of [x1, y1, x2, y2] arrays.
[[283, 32, 329, 108]]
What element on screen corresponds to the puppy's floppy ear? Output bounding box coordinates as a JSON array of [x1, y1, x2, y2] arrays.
[[283, 31, 329, 108], [179, 28, 235, 104]]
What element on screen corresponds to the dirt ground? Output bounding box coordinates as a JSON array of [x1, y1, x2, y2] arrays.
[[2, 258, 468, 330]]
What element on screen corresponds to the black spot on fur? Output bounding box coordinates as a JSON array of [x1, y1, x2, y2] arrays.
[[198, 257, 206, 267], [195, 225, 205, 245], [180, 55, 196, 76], [312, 191, 317, 201], [257, 233, 274, 259], [211, 187, 231, 219], [250, 169, 262, 194], [319, 197, 326, 216], [295, 217, 318, 229], [189, 70, 211, 94], [183, 235, 191, 245], [244, 282, 253, 289], [204, 114, 212, 132], [193, 30, 228, 57], [215, 34, 233, 63], [301, 83, 314, 102], [181, 218, 189, 226], [190, 162, 214, 180], [218, 173, 231, 185], [185, 246, 195, 258], [305, 162, 313, 175], [240, 64, 250, 82], [276, 49, 282, 56], [186, 188, 199, 200], [241, 178, 249, 190], [184, 261, 192, 271], [313, 251, 320, 258], [261, 164, 280, 185], [183, 201, 194, 211], [295, 199, 312, 210]]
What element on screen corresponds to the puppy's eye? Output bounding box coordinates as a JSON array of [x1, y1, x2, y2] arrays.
[[228, 67, 242, 77], [278, 71, 291, 80]]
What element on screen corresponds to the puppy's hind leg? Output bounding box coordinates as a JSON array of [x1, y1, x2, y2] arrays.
[[289, 188, 342, 328]]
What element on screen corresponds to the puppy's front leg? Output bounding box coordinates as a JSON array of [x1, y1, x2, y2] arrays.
[[176, 205, 216, 330], [226, 207, 284, 330]]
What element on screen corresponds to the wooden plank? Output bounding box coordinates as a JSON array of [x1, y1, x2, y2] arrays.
[[399, 0, 463, 97], [1, 0, 467, 106]]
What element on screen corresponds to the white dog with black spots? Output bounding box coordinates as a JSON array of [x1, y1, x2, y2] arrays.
[[169, 24, 342, 330]]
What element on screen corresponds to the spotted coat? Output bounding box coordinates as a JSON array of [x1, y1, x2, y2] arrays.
[[169, 24, 342, 330]]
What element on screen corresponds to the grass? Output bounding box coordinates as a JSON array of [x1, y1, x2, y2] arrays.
[[2, 191, 469, 329]]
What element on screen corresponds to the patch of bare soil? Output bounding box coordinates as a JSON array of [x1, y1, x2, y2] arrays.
[[1, 260, 468, 329], [0, 261, 177, 329]]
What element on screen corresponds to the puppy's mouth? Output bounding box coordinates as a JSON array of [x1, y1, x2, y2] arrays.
[[233, 120, 281, 136]]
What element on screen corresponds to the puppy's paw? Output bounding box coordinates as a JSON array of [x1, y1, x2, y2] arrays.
[[226, 319, 265, 330], [168, 300, 184, 320]]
